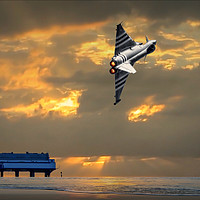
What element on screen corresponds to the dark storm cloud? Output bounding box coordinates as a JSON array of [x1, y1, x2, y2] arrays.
[[30, 63, 200, 159], [155, 36, 191, 51], [45, 62, 200, 114], [44, 68, 112, 113], [102, 157, 200, 177], [0, 89, 200, 159], [0, 1, 131, 37], [0, 1, 199, 37], [49, 32, 98, 54], [0, 88, 46, 109], [131, 1, 200, 38], [132, 1, 200, 24], [46, 32, 99, 76]]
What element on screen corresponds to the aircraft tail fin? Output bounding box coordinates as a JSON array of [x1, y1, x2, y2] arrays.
[[145, 35, 149, 42]]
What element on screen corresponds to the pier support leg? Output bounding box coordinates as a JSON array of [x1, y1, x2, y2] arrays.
[[45, 171, 50, 177], [15, 170, 19, 177], [30, 171, 35, 177], [0, 171, 3, 177]]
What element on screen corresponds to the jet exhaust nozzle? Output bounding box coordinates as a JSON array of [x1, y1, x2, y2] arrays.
[[109, 68, 116, 74], [110, 60, 117, 67]]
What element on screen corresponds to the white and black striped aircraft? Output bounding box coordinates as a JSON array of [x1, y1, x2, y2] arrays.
[[110, 23, 156, 105]]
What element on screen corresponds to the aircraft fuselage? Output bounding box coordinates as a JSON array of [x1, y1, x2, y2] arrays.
[[110, 40, 156, 70]]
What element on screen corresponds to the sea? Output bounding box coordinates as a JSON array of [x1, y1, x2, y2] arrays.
[[0, 177, 200, 196]]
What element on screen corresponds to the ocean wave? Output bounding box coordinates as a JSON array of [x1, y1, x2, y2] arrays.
[[0, 177, 200, 196]]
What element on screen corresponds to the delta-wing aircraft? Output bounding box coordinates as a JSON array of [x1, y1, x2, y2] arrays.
[[109, 23, 156, 105]]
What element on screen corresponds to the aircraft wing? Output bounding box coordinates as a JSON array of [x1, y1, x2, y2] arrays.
[[114, 62, 136, 105], [115, 23, 136, 55], [114, 70, 128, 105]]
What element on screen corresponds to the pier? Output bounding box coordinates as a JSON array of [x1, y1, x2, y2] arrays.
[[0, 152, 56, 177]]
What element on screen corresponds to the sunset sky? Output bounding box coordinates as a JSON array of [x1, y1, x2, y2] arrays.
[[0, 1, 200, 177]]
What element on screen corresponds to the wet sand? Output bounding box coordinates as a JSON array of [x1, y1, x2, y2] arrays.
[[0, 189, 200, 200]]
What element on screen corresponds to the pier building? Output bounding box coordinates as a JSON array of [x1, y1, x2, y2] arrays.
[[0, 152, 56, 177]]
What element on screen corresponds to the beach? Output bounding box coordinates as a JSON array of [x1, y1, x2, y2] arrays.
[[0, 189, 200, 200], [0, 177, 200, 199]]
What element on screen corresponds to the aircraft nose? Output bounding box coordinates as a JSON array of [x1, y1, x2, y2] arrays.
[[153, 40, 157, 45]]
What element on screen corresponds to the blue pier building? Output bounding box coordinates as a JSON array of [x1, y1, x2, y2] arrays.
[[0, 152, 56, 177]]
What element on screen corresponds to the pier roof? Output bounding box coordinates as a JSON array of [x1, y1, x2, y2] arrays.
[[0, 152, 49, 160]]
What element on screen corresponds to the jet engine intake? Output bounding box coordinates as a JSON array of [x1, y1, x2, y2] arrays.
[[147, 44, 155, 54]]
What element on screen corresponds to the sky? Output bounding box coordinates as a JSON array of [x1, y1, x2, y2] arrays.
[[0, 1, 200, 177]]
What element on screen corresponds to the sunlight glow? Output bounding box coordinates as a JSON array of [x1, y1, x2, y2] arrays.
[[128, 104, 165, 122], [155, 58, 176, 70], [187, 20, 200, 27], [182, 63, 199, 70], [128, 96, 165, 122], [158, 31, 195, 42], [8, 21, 109, 41], [75, 37, 113, 65], [140, 157, 157, 161], [64, 156, 111, 169], [0, 90, 82, 119], [82, 156, 111, 168]]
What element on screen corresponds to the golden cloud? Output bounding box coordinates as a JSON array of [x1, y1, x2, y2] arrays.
[[0, 90, 82, 119], [128, 96, 165, 122], [152, 24, 200, 70], [7, 21, 109, 41], [0, 44, 57, 91], [0, 20, 111, 91], [4, 66, 52, 91], [187, 20, 200, 27], [155, 58, 176, 70], [0, 36, 78, 120], [182, 62, 199, 70], [153, 44, 200, 70], [158, 31, 194, 42], [75, 36, 113, 65], [140, 157, 157, 161], [152, 43, 183, 56], [185, 55, 200, 61]]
